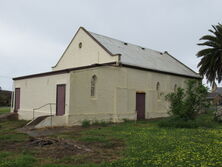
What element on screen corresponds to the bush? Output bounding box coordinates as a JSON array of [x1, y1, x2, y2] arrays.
[[165, 80, 209, 120], [81, 120, 90, 128]]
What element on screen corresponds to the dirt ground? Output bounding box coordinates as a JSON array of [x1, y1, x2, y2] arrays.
[[2, 125, 124, 165], [17, 126, 78, 137]]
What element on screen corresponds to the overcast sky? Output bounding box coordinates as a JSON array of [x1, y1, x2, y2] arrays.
[[0, 0, 222, 90]]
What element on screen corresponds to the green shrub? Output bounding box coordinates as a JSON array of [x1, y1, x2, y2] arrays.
[[165, 80, 209, 120], [81, 120, 90, 128], [165, 87, 185, 118]]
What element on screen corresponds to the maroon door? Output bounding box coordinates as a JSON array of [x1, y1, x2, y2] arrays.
[[14, 88, 20, 112], [136, 93, 145, 120], [56, 84, 66, 116]]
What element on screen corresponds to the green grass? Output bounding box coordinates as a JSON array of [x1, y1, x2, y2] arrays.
[[41, 164, 98, 167], [0, 118, 29, 143], [0, 153, 36, 167], [1, 111, 222, 166], [0, 107, 10, 115], [158, 111, 220, 129]]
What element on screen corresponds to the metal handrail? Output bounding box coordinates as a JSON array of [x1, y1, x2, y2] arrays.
[[33, 103, 52, 110], [32, 103, 68, 127], [33, 103, 56, 127]]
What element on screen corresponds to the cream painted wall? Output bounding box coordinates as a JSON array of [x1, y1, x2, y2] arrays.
[[12, 73, 70, 121], [12, 65, 197, 126], [68, 67, 115, 125], [52, 28, 119, 71], [68, 66, 194, 125]]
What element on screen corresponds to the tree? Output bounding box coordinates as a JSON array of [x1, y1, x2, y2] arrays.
[[165, 80, 209, 120], [197, 23, 222, 85]]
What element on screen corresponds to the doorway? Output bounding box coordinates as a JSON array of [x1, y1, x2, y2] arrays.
[[136, 92, 145, 120], [14, 88, 20, 112], [56, 84, 66, 116]]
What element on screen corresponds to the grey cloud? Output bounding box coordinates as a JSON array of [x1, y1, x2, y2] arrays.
[[1, 0, 222, 90]]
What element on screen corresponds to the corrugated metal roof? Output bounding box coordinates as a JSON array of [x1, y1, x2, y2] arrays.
[[89, 31, 201, 78]]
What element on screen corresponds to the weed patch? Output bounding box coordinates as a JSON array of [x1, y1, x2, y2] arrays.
[[81, 120, 90, 128]]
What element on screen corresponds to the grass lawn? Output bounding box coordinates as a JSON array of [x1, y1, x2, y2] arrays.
[[0, 107, 10, 115], [1, 111, 222, 167]]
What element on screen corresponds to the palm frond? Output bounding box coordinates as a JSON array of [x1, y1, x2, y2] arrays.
[[198, 41, 220, 48], [196, 48, 215, 57], [196, 24, 222, 84], [199, 35, 220, 44]]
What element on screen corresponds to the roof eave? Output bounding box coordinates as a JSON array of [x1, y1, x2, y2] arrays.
[[13, 62, 117, 80], [120, 63, 202, 79]]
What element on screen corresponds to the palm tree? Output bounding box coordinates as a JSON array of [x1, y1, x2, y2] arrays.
[[197, 23, 222, 85]]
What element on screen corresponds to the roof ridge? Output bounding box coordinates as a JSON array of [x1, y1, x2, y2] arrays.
[[89, 31, 163, 55]]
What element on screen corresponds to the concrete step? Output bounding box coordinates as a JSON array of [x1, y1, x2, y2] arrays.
[[26, 115, 51, 127]]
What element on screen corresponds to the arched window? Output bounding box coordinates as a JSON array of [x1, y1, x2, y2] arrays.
[[79, 42, 82, 48], [174, 84, 177, 92], [156, 82, 160, 99], [91, 75, 97, 97], [156, 82, 160, 91]]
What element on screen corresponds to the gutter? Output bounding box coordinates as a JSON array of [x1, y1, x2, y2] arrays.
[[119, 63, 202, 80], [13, 62, 117, 80]]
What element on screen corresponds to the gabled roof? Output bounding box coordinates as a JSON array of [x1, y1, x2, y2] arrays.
[[15, 27, 201, 80], [89, 31, 201, 78]]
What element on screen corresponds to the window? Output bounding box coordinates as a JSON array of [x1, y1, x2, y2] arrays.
[[156, 82, 160, 99], [91, 75, 97, 97], [79, 42, 82, 48], [174, 84, 177, 92]]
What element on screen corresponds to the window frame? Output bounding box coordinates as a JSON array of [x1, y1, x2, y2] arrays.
[[91, 75, 97, 97], [156, 82, 160, 99]]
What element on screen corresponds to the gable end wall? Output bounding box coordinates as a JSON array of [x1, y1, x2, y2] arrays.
[[52, 28, 118, 71]]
